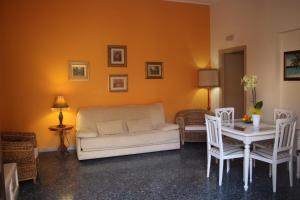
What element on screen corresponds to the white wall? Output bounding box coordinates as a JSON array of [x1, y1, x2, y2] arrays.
[[210, 0, 300, 125], [279, 29, 300, 128]]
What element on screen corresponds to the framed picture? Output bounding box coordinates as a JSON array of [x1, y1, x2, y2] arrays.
[[145, 62, 163, 79], [109, 75, 128, 92], [68, 61, 89, 80], [108, 45, 127, 67], [284, 50, 300, 81]]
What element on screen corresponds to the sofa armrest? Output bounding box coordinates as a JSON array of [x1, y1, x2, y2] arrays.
[[77, 131, 98, 138], [156, 123, 179, 131]]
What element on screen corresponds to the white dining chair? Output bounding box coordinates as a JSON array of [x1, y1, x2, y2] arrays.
[[249, 117, 297, 193], [253, 108, 294, 170], [215, 107, 243, 147], [215, 107, 235, 125], [205, 114, 244, 186]]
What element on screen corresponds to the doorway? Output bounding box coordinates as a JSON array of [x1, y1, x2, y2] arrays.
[[219, 46, 246, 118]]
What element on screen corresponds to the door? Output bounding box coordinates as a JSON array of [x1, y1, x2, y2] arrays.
[[220, 47, 246, 118]]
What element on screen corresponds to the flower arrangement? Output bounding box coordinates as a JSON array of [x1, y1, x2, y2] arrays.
[[241, 75, 263, 121]]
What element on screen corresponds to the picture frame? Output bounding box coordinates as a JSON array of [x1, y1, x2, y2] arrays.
[[145, 62, 163, 79], [108, 45, 127, 67], [284, 50, 300, 81], [68, 61, 89, 80], [109, 74, 128, 92]]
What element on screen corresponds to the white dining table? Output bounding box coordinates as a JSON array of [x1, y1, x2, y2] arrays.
[[221, 120, 276, 191]]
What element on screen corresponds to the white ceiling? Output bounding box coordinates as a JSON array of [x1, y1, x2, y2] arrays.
[[164, 0, 216, 5]]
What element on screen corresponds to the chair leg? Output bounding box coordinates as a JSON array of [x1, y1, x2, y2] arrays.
[[289, 160, 293, 187], [226, 160, 230, 173], [272, 164, 277, 193], [250, 158, 253, 183], [297, 155, 300, 179], [219, 159, 224, 186], [207, 153, 211, 178], [269, 164, 272, 178], [253, 145, 256, 168]]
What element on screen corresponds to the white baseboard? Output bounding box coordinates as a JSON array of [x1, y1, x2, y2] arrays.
[[38, 145, 76, 153]]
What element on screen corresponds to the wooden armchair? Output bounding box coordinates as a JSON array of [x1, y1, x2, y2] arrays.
[[175, 109, 214, 145], [1, 131, 38, 183]]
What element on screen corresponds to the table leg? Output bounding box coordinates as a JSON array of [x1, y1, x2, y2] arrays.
[[58, 130, 68, 155], [243, 144, 250, 191]]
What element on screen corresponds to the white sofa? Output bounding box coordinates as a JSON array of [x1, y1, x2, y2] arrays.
[[76, 103, 180, 160]]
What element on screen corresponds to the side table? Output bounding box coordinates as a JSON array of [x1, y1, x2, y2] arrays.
[[48, 125, 73, 156]]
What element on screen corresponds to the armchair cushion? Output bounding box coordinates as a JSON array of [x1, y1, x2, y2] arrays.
[[185, 125, 206, 131]]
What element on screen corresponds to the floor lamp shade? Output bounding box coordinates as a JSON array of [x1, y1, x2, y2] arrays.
[[198, 69, 219, 111], [198, 69, 219, 88]]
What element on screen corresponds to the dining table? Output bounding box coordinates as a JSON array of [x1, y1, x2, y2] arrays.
[[221, 120, 276, 191]]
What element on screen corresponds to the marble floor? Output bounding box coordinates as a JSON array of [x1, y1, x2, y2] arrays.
[[19, 144, 300, 200]]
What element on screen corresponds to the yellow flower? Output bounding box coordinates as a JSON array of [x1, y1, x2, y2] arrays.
[[249, 107, 263, 115]]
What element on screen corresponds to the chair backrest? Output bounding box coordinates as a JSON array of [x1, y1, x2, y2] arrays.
[[273, 117, 297, 159], [273, 108, 293, 122], [215, 107, 234, 125], [205, 114, 223, 153]]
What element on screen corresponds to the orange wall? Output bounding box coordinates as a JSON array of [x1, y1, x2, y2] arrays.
[[0, 0, 210, 149]]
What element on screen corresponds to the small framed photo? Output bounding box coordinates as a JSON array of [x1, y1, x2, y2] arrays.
[[109, 75, 128, 92], [284, 50, 300, 81], [145, 62, 163, 79], [108, 45, 127, 67], [68, 61, 89, 80]]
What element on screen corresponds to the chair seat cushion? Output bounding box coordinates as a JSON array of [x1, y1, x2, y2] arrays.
[[211, 143, 244, 156], [253, 139, 274, 149], [185, 125, 206, 131], [223, 136, 243, 146], [251, 147, 290, 160]]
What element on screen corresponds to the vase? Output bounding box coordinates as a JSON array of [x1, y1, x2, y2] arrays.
[[252, 114, 261, 128]]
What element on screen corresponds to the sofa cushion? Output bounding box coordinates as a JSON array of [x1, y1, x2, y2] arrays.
[[76, 103, 166, 133], [96, 120, 125, 136], [80, 129, 179, 151], [127, 118, 153, 133], [156, 123, 179, 131], [77, 131, 99, 138]]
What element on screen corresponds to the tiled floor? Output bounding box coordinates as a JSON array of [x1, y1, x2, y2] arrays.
[[19, 144, 300, 200]]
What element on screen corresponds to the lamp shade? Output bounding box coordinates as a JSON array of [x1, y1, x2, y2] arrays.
[[198, 68, 219, 88], [52, 96, 69, 109]]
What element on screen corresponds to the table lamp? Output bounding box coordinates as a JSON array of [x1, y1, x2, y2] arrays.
[[198, 68, 219, 111], [52, 96, 69, 128]]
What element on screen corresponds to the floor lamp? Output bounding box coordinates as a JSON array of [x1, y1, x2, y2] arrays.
[[198, 68, 219, 111]]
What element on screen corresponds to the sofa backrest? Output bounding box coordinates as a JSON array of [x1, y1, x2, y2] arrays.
[[76, 103, 166, 132]]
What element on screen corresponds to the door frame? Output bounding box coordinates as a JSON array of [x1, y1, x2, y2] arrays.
[[219, 45, 247, 114]]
